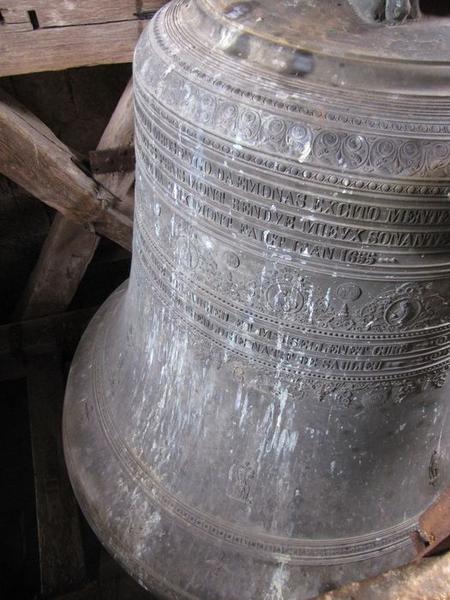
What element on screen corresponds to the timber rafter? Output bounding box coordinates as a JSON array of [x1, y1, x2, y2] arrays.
[[0, 0, 168, 77], [15, 79, 135, 319], [0, 88, 133, 250]]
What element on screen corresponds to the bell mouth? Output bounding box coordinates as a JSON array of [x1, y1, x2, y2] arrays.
[[63, 282, 416, 598]]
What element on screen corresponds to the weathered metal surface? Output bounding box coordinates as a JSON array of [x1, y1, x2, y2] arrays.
[[413, 487, 450, 558], [314, 552, 450, 599], [64, 1, 450, 599]]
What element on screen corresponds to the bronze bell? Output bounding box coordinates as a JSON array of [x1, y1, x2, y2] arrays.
[[63, 1, 450, 598]]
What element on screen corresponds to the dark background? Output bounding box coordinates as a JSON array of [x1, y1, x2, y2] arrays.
[[0, 64, 152, 599]]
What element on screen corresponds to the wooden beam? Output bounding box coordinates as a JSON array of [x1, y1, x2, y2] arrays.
[[0, 307, 96, 361], [0, 306, 95, 382], [0, 87, 104, 222], [16, 215, 99, 319], [27, 353, 87, 596], [1, 1, 164, 26], [16, 79, 135, 320], [0, 21, 144, 77], [0, 89, 132, 249], [93, 79, 135, 220], [314, 553, 450, 600], [0, 1, 168, 77], [0, 6, 33, 31], [55, 583, 99, 600]]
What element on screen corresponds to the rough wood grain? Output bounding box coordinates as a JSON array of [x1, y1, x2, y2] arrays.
[[27, 353, 87, 596], [0, 7, 34, 31], [0, 21, 144, 77], [0, 89, 101, 222], [16, 79, 135, 319], [0, 307, 96, 361], [0, 89, 132, 249], [1, 0, 164, 26], [0, 1, 169, 77], [94, 78, 135, 219], [16, 215, 98, 319], [315, 553, 450, 600]]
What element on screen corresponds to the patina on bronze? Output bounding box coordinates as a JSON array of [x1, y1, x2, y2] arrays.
[[63, 1, 450, 598]]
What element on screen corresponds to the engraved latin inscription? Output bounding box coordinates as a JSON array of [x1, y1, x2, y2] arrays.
[[136, 117, 450, 252]]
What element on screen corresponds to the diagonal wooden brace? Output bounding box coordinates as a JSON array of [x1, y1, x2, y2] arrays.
[[0, 87, 133, 250], [1, 80, 135, 319]]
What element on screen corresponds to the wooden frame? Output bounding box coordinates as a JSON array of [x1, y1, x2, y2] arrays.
[[0, 11, 148, 591], [0, 1, 168, 77], [15, 79, 135, 319], [0, 88, 133, 249]]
